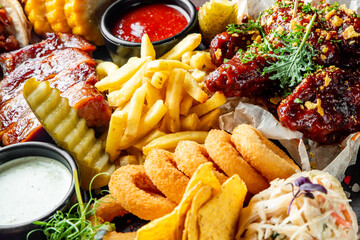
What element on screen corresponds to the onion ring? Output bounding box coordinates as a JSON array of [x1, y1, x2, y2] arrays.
[[231, 124, 300, 181], [108, 164, 176, 221], [174, 140, 228, 184], [205, 129, 269, 194], [144, 148, 190, 204], [94, 194, 128, 223], [103, 231, 137, 240]]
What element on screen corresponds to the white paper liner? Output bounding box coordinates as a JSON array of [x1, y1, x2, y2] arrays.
[[222, 1, 360, 182]]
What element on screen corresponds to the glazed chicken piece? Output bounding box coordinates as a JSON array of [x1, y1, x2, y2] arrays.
[[278, 67, 360, 144], [206, 53, 277, 98], [206, 0, 345, 99], [209, 29, 260, 67], [0, 33, 111, 145], [316, 3, 360, 68]]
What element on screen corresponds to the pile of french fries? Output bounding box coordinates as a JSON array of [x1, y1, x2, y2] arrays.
[[95, 33, 226, 164]]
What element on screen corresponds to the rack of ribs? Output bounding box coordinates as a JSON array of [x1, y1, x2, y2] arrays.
[[0, 33, 112, 145]]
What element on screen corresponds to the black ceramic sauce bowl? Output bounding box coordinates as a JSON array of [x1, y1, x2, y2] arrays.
[[100, 0, 198, 66], [0, 142, 77, 240]]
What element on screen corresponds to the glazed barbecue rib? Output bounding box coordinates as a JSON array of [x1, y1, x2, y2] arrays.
[[0, 32, 96, 75], [205, 0, 360, 144], [0, 33, 111, 145]]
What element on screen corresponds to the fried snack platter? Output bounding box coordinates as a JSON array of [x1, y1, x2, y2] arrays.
[[1, 0, 360, 239]]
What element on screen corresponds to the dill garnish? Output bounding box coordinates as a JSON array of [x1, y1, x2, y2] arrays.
[[262, 14, 318, 90], [27, 170, 114, 240]]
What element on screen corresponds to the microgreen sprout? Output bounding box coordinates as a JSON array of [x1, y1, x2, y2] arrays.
[[287, 176, 327, 214], [27, 170, 114, 240]]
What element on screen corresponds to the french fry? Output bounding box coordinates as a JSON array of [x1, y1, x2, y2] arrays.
[[198, 108, 221, 131], [95, 57, 150, 92], [107, 60, 150, 107], [141, 34, 156, 59], [118, 155, 138, 166], [179, 94, 193, 116], [190, 69, 206, 83], [105, 109, 128, 162], [142, 131, 209, 155], [183, 72, 208, 103], [137, 99, 167, 138], [181, 51, 193, 65], [100, 30, 227, 158], [96, 61, 119, 80], [160, 33, 202, 60], [189, 92, 226, 117], [133, 129, 167, 150], [145, 81, 162, 106], [165, 69, 184, 132], [181, 113, 200, 131], [120, 84, 147, 148], [151, 71, 169, 89], [145, 60, 192, 76], [190, 51, 216, 71]]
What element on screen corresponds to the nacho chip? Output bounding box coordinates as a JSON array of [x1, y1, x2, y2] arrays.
[[185, 162, 221, 193], [185, 186, 213, 240], [136, 162, 220, 240], [136, 209, 178, 240], [197, 175, 247, 240]]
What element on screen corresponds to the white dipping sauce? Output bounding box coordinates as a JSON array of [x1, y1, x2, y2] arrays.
[[0, 156, 72, 225]]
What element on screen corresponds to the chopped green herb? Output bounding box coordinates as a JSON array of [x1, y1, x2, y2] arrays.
[[327, 2, 339, 12], [294, 98, 303, 104], [302, 3, 312, 14], [227, 18, 265, 38]]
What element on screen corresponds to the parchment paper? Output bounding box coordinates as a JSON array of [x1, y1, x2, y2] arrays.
[[224, 0, 360, 181]]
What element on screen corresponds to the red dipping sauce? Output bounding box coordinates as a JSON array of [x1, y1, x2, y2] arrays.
[[112, 3, 189, 43]]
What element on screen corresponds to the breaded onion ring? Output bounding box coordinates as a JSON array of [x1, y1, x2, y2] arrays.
[[174, 140, 228, 184], [95, 194, 128, 223], [103, 231, 137, 240], [231, 124, 300, 181], [108, 165, 176, 221], [144, 149, 190, 204], [205, 129, 269, 194]]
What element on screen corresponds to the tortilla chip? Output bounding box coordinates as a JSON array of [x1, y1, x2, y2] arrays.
[[197, 175, 247, 240]]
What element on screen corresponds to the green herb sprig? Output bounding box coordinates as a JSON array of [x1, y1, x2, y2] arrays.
[[262, 14, 318, 90], [27, 170, 114, 240]]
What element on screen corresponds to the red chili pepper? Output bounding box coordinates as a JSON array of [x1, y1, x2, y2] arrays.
[[344, 175, 351, 185]]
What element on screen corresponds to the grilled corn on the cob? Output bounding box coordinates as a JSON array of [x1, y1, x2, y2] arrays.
[[45, 0, 71, 33], [25, 0, 53, 36]]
